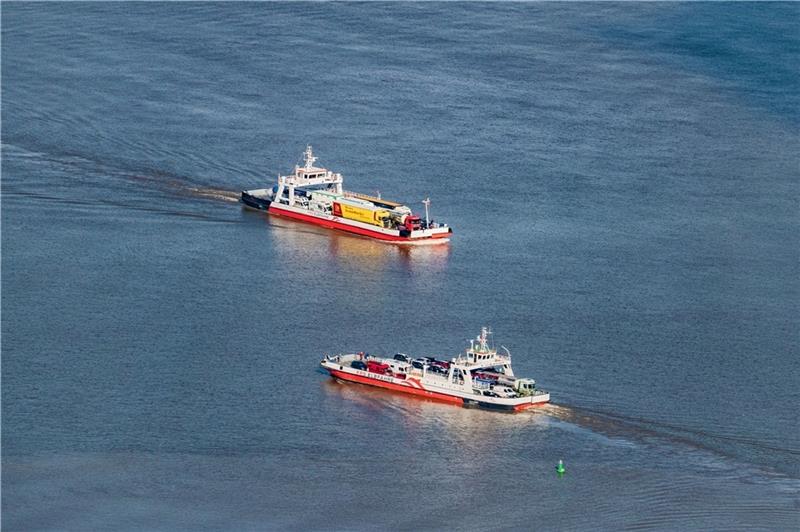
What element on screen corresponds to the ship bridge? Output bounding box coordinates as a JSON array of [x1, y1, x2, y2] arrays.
[[276, 145, 343, 205], [451, 327, 515, 376]]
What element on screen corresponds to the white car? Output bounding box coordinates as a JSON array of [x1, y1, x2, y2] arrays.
[[492, 386, 516, 398]]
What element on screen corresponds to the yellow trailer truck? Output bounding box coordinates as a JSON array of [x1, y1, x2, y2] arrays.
[[333, 200, 390, 227]]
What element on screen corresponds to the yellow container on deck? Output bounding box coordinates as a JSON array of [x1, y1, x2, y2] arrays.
[[336, 202, 390, 227]]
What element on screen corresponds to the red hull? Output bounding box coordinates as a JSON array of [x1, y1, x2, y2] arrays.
[[268, 206, 450, 242], [328, 369, 464, 405], [326, 369, 546, 411]]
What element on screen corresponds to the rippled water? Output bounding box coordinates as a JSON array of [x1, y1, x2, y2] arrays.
[[3, 2, 799, 530]]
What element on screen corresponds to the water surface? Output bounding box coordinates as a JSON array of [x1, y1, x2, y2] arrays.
[[3, 2, 799, 530]]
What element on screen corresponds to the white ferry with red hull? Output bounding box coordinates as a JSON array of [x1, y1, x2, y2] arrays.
[[321, 328, 550, 411], [242, 146, 452, 244]]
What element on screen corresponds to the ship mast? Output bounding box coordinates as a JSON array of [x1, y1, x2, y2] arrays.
[[477, 327, 491, 353], [303, 145, 317, 169]]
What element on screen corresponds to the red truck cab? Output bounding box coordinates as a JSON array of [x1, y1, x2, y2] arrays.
[[404, 216, 422, 232]]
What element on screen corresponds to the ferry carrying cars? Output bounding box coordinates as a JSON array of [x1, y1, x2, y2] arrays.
[[241, 146, 452, 243], [321, 328, 550, 411]]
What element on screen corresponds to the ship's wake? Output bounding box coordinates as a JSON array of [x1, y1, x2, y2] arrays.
[[2, 141, 249, 209], [536, 402, 800, 478], [185, 187, 240, 203]]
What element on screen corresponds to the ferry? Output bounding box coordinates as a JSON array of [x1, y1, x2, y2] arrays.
[[321, 328, 550, 411], [241, 146, 452, 244]]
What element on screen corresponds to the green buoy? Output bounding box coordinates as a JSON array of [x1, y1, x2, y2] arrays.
[[556, 459, 565, 475]]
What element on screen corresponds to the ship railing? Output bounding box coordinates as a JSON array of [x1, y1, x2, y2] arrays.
[[451, 353, 511, 366], [423, 372, 450, 383]]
